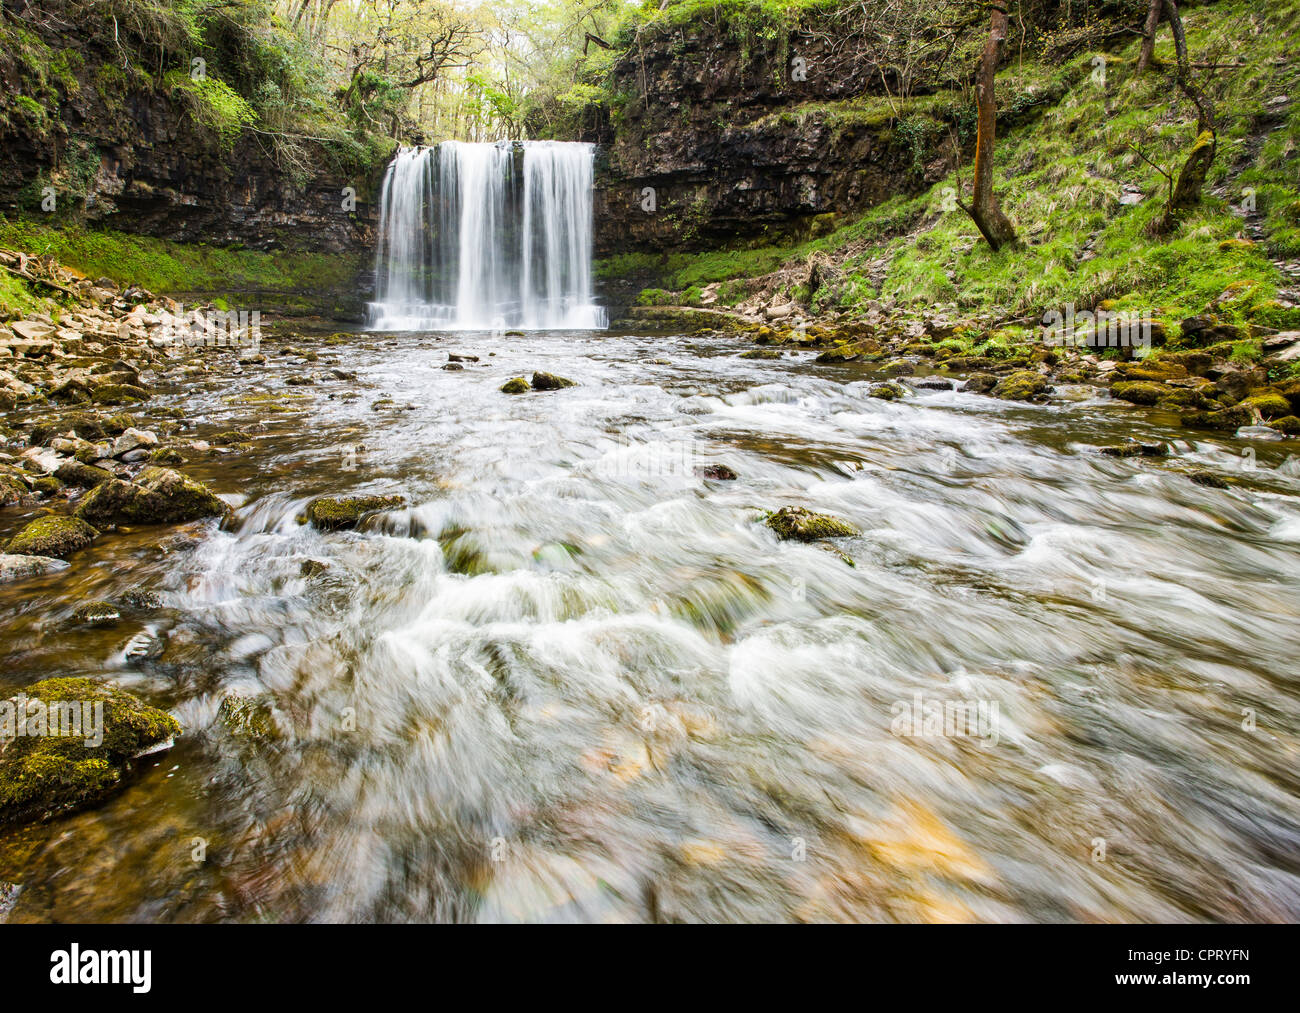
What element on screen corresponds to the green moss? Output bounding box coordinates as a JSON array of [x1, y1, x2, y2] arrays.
[[74, 468, 228, 527], [993, 371, 1053, 402], [501, 377, 531, 394], [1110, 381, 1168, 406], [1239, 392, 1291, 419], [301, 494, 406, 531], [0, 677, 180, 826], [4, 514, 98, 558], [762, 506, 859, 541]]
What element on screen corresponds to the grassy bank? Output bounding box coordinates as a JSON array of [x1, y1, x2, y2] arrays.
[[602, 0, 1300, 337], [0, 218, 364, 319]]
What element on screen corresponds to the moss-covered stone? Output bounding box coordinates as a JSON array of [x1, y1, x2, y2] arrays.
[[1267, 415, 1300, 435], [869, 381, 909, 400], [1189, 469, 1231, 489], [1100, 442, 1168, 458], [301, 494, 407, 531], [75, 467, 229, 527], [70, 600, 120, 626], [992, 370, 1053, 402], [531, 371, 576, 391], [739, 348, 782, 359], [89, 384, 147, 405], [1180, 405, 1255, 432], [763, 506, 859, 542], [217, 694, 281, 741], [1110, 381, 1167, 406], [1239, 392, 1291, 420], [54, 460, 113, 488], [5, 514, 98, 558], [501, 377, 530, 394], [0, 677, 181, 826]]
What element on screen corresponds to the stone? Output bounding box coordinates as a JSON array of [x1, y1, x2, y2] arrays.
[[300, 494, 407, 531], [0, 553, 67, 582], [531, 371, 577, 391], [763, 506, 859, 542], [75, 467, 229, 526], [501, 377, 531, 394], [0, 677, 180, 826], [4, 515, 98, 558]]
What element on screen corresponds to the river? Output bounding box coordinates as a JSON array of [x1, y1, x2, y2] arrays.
[[2, 325, 1299, 922]]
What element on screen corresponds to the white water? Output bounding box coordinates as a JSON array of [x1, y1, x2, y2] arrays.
[[368, 141, 606, 331]]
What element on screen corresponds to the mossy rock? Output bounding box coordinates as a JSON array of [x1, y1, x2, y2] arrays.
[[1110, 381, 1167, 406], [1180, 405, 1255, 432], [501, 377, 530, 394], [815, 341, 873, 363], [992, 371, 1053, 402], [301, 494, 407, 531], [90, 384, 147, 406], [5, 515, 98, 559], [75, 467, 229, 527], [54, 460, 114, 488], [964, 372, 998, 394], [33, 476, 63, 497], [869, 382, 909, 400], [0, 677, 180, 826], [210, 430, 253, 446], [1155, 387, 1216, 411], [217, 694, 281, 741], [1100, 442, 1168, 458], [1189, 470, 1231, 489], [1267, 415, 1300, 435], [1238, 393, 1291, 420], [739, 348, 782, 360], [70, 600, 121, 626], [1113, 361, 1188, 381], [531, 371, 576, 391], [763, 506, 859, 542]]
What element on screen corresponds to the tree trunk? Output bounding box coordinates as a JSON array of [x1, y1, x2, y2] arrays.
[[1136, 0, 1162, 75], [965, 4, 1019, 251], [1157, 0, 1216, 231]]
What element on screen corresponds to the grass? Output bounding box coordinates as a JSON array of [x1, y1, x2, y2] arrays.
[[0, 218, 364, 318]]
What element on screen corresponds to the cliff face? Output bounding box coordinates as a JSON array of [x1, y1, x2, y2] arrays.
[[592, 19, 957, 257], [0, 13, 385, 315]]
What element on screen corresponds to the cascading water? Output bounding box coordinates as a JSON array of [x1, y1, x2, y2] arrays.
[[367, 140, 606, 330]]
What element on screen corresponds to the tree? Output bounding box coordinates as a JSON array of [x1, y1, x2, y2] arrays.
[[1135, 0, 1162, 76], [959, 2, 1018, 251], [1157, 0, 1216, 232]]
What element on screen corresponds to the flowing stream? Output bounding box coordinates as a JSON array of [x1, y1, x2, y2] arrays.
[[367, 142, 605, 331], [2, 329, 1300, 922]]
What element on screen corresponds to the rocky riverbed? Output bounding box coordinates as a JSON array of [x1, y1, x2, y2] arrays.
[[2, 248, 1300, 921]]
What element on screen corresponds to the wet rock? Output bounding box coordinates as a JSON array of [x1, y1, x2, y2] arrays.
[[299, 559, 330, 578], [763, 506, 859, 542], [90, 384, 147, 405], [869, 381, 909, 400], [209, 430, 253, 446], [992, 371, 1053, 402], [442, 362, 465, 371], [0, 677, 180, 826], [0, 553, 67, 583], [696, 464, 739, 480], [301, 494, 407, 531], [1237, 393, 1291, 419], [532, 371, 576, 391], [217, 694, 281, 741], [1110, 381, 1170, 406], [118, 588, 163, 610], [448, 353, 479, 362], [70, 600, 121, 626], [75, 467, 229, 527], [1180, 405, 1255, 432], [911, 377, 955, 390], [110, 427, 158, 457], [47, 460, 107, 491], [5, 515, 98, 558], [962, 372, 998, 394], [1189, 470, 1231, 489], [1180, 316, 1245, 346], [1235, 425, 1285, 441], [501, 377, 531, 394], [1100, 442, 1168, 458], [1267, 415, 1300, 435]]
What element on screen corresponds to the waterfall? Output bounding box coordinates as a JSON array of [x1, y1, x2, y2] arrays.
[[367, 141, 606, 331]]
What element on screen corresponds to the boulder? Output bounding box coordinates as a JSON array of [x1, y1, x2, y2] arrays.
[[763, 506, 859, 542], [0, 553, 67, 582], [75, 467, 229, 527], [300, 494, 407, 531], [0, 677, 180, 826], [4, 515, 98, 558]]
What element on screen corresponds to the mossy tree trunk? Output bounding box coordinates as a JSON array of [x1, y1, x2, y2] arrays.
[[962, 3, 1019, 251], [1157, 0, 1216, 232]]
